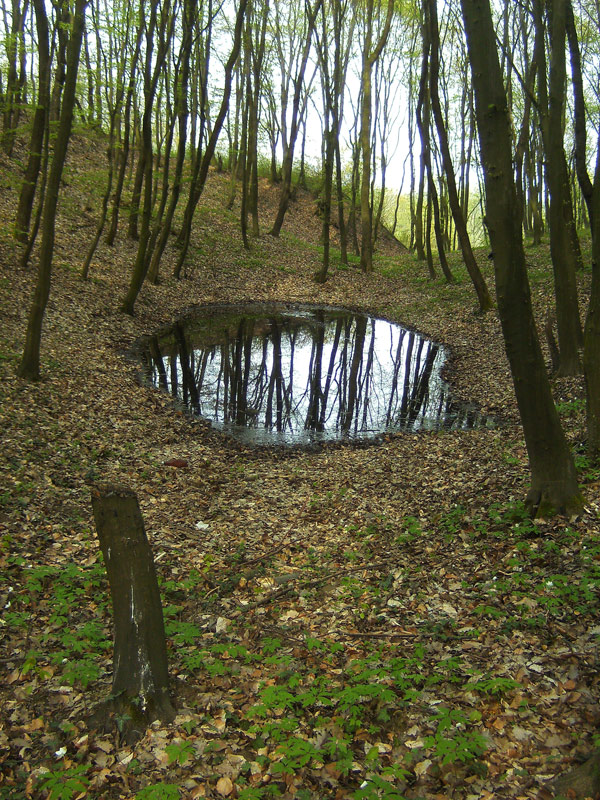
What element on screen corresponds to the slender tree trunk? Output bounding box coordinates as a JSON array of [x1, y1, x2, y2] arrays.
[[359, 0, 393, 272], [14, 0, 49, 242], [49, 0, 70, 121], [174, 0, 248, 278], [239, 23, 250, 250], [461, 0, 582, 516], [533, 0, 582, 375], [17, 0, 88, 381], [2, 0, 29, 156], [416, 18, 453, 283], [270, 0, 322, 238], [147, 0, 194, 284], [121, 0, 174, 314], [127, 123, 145, 240], [105, 24, 142, 247], [426, 0, 491, 311], [334, 138, 348, 263], [566, 0, 600, 459], [248, 0, 268, 238]]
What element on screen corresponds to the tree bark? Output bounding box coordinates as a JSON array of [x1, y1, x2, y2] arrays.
[[91, 485, 175, 734], [17, 0, 88, 381], [426, 0, 491, 311], [14, 0, 49, 242], [359, 0, 393, 272], [461, 0, 583, 517], [566, 0, 600, 459], [146, 0, 194, 283], [270, 0, 322, 238], [120, 0, 175, 314], [2, 0, 29, 156], [533, 0, 582, 375], [415, 15, 453, 283], [174, 0, 248, 278], [547, 750, 600, 798]]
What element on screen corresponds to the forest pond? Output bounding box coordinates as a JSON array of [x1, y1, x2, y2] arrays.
[[139, 304, 494, 445]]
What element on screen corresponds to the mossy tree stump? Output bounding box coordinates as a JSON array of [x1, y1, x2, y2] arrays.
[[91, 484, 175, 737]]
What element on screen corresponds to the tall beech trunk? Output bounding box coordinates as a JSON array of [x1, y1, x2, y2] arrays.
[[17, 0, 88, 381], [146, 0, 194, 284], [2, 0, 29, 156], [415, 17, 453, 284], [105, 19, 143, 248], [359, 0, 393, 272], [49, 0, 70, 121], [15, 0, 49, 242], [314, 0, 352, 282], [120, 0, 174, 314], [239, 27, 250, 250], [460, 0, 582, 517], [566, 0, 600, 460], [270, 0, 322, 238], [91, 485, 175, 734], [247, 0, 268, 238], [533, 0, 582, 375], [82, 10, 142, 277], [426, 0, 491, 311], [174, 0, 248, 278]]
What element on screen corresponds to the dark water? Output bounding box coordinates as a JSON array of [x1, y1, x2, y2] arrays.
[[139, 304, 494, 445]]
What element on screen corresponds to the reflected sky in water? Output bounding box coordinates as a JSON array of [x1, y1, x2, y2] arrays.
[[140, 304, 494, 444]]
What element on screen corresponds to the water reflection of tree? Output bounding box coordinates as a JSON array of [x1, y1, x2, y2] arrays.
[[145, 311, 492, 438]]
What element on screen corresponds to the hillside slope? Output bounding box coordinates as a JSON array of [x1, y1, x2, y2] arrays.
[[0, 129, 598, 800]]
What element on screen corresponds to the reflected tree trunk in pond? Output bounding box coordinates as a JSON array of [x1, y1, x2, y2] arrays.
[[320, 318, 344, 429], [408, 342, 439, 426], [399, 331, 415, 423], [386, 330, 406, 425], [143, 307, 496, 442], [173, 324, 200, 414], [169, 354, 178, 399], [360, 319, 376, 430], [305, 314, 325, 431], [149, 337, 168, 392], [266, 319, 284, 430], [342, 316, 368, 432]]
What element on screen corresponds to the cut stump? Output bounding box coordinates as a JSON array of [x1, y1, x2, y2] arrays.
[[545, 750, 600, 798], [91, 484, 175, 738]]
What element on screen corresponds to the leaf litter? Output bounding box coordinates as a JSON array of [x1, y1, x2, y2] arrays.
[[0, 133, 598, 799]]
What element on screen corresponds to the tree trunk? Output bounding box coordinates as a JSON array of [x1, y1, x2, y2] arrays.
[[105, 20, 142, 248], [174, 0, 248, 278], [49, 0, 70, 121], [461, 0, 583, 517], [15, 0, 49, 242], [269, 0, 322, 238], [91, 485, 175, 735], [426, 0, 491, 311], [2, 0, 29, 156], [146, 0, 194, 284], [416, 20, 452, 284], [547, 750, 600, 799], [17, 0, 88, 381], [359, 0, 394, 272], [566, 0, 600, 459], [533, 0, 582, 375], [121, 0, 174, 314]]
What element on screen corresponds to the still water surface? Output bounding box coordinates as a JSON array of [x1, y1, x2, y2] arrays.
[[139, 304, 493, 445]]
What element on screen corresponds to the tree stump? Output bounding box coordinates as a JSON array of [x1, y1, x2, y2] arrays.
[[546, 750, 600, 799], [91, 484, 175, 737]]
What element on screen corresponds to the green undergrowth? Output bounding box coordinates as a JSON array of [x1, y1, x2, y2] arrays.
[[2, 498, 599, 798]]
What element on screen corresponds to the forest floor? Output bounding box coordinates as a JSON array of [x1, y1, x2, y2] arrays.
[[1, 127, 599, 800]]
